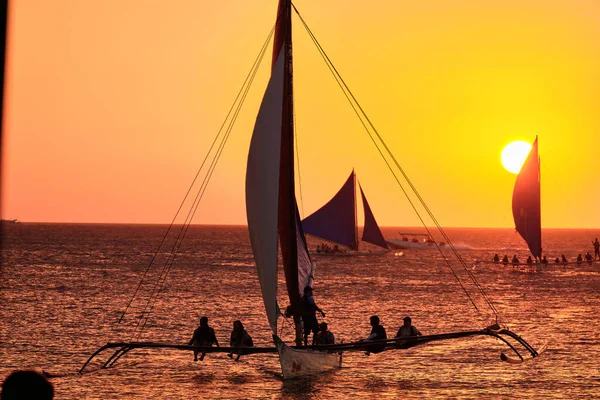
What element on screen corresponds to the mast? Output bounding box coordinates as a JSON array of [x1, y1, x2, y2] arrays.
[[274, 0, 304, 345], [512, 136, 541, 259]]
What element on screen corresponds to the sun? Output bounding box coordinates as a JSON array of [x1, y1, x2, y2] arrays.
[[501, 141, 532, 174]]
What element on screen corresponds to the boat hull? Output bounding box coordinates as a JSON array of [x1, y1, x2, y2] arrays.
[[274, 336, 341, 379]]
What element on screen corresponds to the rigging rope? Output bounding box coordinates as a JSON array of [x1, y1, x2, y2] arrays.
[[118, 24, 275, 340], [292, 4, 501, 323]]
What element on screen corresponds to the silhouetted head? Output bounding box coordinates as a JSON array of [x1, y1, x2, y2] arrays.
[[233, 320, 243, 331], [370, 315, 380, 326], [1, 370, 54, 400], [304, 286, 313, 295], [200, 316, 208, 327], [403, 316, 412, 326], [319, 322, 328, 332]]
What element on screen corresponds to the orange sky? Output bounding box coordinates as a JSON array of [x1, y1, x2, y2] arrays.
[[1, 0, 599, 228]]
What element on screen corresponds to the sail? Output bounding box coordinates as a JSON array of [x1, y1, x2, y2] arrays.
[[245, 46, 286, 333], [301, 171, 359, 250], [272, 0, 314, 327], [359, 184, 389, 249], [512, 137, 541, 258]]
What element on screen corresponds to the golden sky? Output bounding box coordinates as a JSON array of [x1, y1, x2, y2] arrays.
[[1, 0, 599, 228]]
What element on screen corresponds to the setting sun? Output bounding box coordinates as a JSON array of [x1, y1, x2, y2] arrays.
[[501, 141, 532, 174]]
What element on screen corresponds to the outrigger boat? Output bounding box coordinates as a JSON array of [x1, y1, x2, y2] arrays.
[[80, 0, 542, 379], [302, 170, 389, 256], [386, 232, 445, 249]]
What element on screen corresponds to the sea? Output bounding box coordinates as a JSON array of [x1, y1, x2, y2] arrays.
[[1, 223, 599, 399]]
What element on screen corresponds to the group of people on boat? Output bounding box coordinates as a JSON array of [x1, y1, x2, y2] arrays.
[[492, 251, 598, 267], [315, 243, 345, 254], [188, 316, 253, 362], [286, 286, 423, 351], [188, 288, 425, 362], [361, 315, 422, 355]]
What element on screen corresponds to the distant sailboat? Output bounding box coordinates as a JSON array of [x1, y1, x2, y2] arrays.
[[512, 136, 542, 260], [301, 170, 388, 254]]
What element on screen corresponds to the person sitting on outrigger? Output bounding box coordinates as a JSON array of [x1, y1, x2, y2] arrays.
[[585, 252, 593, 264], [313, 322, 335, 345], [512, 255, 519, 266], [362, 315, 387, 355], [577, 254, 583, 264], [492, 254, 500, 263], [302, 286, 325, 346], [189, 316, 219, 362], [526, 256, 533, 265], [395, 316, 422, 337], [502, 255, 509, 266], [554, 257, 560, 264], [541, 256, 548, 265], [228, 320, 254, 361], [561, 254, 568, 264]]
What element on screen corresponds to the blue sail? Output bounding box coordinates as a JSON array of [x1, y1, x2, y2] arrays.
[[301, 171, 358, 250], [512, 137, 541, 258], [359, 184, 389, 249]]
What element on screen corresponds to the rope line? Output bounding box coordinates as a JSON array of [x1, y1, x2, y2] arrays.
[[118, 24, 275, 340], [293, 4, 501, 322]]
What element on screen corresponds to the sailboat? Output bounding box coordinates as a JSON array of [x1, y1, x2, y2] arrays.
[[301, 170, 388, 255], [244, 0, 343, 377], [80, 0, 543, 379], [512, 136, 542, 261]]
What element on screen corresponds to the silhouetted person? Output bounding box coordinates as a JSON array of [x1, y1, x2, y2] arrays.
[[577, 254, 583, 265], [395, 316, 422, 337], [362, 315, 387, 355], [526, 256, 533, 265], [541, 256, 548, 265], [302, 286, 325, 346], [585, 252, 593, 264], [593, 238, 600, 260], [1, 370, 54, 400], [313, 322, 335, 345], [561, 254, 568, 265], [554, 257, 560, 264], [502, 255, 509, 266], [227, 320, 253, 361], [492, 254, 500, 263], [512, 255, 519, 266], [189, 316, 219, 362]]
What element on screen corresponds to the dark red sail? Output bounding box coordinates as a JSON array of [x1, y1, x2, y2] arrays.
[[302, 171, 358, 250], [512, 137, 541, 258], [360, 184, 389, 250]]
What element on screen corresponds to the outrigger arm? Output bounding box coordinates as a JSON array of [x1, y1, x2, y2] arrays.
[[79, 327, 540, 374]]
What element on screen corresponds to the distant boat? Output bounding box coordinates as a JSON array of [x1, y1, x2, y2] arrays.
[[386, 232, 446, 250], [301, 170, 388, 255], [0, 219, 19, 224], [512, 136, 542, 260]]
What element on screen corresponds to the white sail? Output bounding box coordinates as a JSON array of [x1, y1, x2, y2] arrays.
[[245, 46, 286, 333]]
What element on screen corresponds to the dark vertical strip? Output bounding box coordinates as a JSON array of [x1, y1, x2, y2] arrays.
[[0, 0, 8, 250], [352, 171, 358, 251], [274, 1, 300, 314]]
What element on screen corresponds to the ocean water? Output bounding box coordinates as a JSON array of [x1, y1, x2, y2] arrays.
[[1, 223, 600, 399]]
